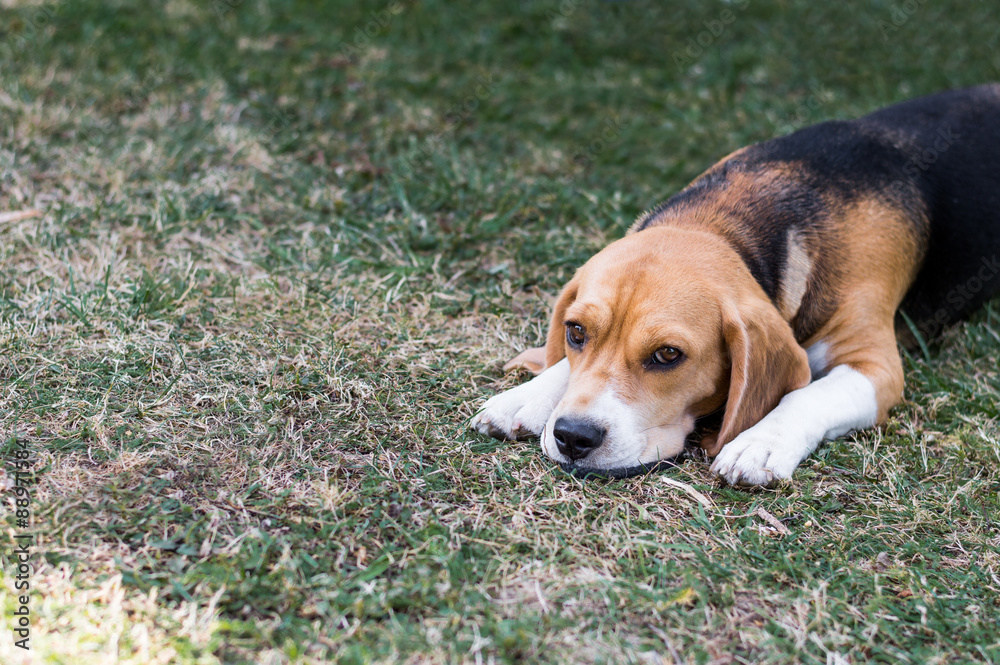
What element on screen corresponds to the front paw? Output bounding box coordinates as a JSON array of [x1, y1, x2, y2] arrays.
[[709, 429, 803, 487], [471, 385, 554, 441]]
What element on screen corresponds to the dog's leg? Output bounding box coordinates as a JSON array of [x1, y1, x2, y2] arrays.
[[710, 365, 877, 485], [711, 329, 904, 486], [471, 358, 570, 440]]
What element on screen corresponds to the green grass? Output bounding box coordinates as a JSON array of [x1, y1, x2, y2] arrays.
[[1, 0, 999, 663]]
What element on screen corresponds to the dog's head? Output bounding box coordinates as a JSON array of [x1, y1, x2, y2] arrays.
[[526, 226, 811, 476]]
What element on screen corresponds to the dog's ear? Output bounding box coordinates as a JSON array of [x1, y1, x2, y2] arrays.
[[543, 279, 580, 369], [501, 279, 579, 376], [707, 296, 812, 456]]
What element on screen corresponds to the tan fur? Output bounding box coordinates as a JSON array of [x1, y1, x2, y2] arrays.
[[801, 195, 925, 420], [632, 165, 805, 235]]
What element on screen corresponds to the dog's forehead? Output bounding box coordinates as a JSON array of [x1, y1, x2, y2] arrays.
[[573, 245, 721, 314], [581, 227, 732, 279], [568, 282, 713, 325]]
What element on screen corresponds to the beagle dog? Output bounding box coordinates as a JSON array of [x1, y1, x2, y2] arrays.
[[471, 84, 1000, 486]]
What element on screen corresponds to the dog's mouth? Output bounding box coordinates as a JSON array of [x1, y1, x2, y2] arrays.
[[558, 457, 682, 479]]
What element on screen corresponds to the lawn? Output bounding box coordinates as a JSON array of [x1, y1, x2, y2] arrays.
[[1, 1, 999, 663]]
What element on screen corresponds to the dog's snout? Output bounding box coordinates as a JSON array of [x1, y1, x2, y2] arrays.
[[553, 417, 605, 461]]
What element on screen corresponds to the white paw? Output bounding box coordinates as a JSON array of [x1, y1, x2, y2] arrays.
[[709, 428, 804, 487], [471, 358, 570, 442], [471, 384, 554, 440], [709, 365, 878, 487]]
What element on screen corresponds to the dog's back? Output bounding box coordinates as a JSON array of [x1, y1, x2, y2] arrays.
[[864, 84, 1000, 334], [634, 84, 1000, 340]]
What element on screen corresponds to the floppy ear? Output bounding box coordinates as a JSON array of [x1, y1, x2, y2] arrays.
[[543, 279, 580, 369], [705, 296, 812, 456], [500, 279, 579, 376]]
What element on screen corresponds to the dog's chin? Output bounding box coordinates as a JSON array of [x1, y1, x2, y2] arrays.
[[558, 457, 682, 479]]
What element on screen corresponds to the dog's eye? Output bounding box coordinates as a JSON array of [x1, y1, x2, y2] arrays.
[[566, 324, 586, 348], [650, 347, 683, 367]]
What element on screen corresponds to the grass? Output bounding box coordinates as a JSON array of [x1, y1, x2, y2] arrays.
[[1, 0, 999, 663]]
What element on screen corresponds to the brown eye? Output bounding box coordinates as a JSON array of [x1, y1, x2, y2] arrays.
[[566, 324, 586, 348], [650, 346, 683, 367]]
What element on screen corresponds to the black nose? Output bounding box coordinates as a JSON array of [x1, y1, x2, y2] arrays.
[[553, 417, 605, 461]]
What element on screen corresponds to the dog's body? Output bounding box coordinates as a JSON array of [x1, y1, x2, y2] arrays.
[[472, 84, 1000, 485]]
